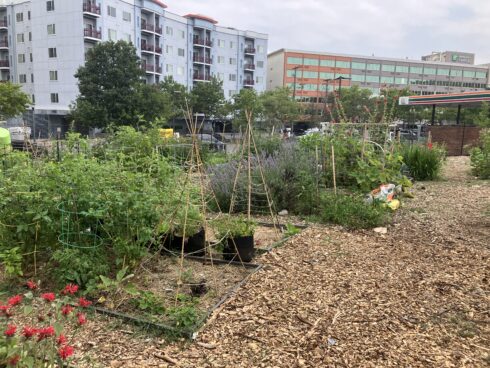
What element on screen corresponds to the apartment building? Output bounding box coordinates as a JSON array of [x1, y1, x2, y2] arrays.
[[267, 49, 489, 103], [0, 0, 268, 135]]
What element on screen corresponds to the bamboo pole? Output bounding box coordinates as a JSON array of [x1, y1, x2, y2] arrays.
[[246, 110, 252, 221], [331, 145, 337, 195]]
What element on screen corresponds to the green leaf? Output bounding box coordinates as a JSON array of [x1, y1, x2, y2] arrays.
[[23, 305, 33, 315]]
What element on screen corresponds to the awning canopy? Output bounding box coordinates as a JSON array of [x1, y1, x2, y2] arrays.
[[399, 91, 490, 107]]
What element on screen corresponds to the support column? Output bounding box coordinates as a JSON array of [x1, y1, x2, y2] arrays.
[[456, 104, 462, 125], [431, 104, 436, 125]]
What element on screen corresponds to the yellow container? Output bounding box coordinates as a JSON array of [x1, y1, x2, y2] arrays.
[[159, 128, 174, 139]]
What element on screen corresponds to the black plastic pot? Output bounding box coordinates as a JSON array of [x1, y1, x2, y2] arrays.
[[186, 228, 206, 256], [223, 235, 254, 262]]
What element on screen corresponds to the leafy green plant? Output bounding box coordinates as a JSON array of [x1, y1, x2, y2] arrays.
[[469, 129, 490, 179], [98, 266, 138, 296], [166, 294, 200, 330], [0, 247, 23, 277], [213, 215, 256, 238], [132, 291, 165, 314], [400, 144, 446, 181], [318, 192, 390, 229], [284, 223, 301, 237]]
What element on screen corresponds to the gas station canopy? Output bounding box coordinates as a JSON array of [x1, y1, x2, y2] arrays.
[[399, 91, 490, 107]]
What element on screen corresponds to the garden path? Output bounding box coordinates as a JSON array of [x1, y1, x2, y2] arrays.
[[80, 157, 490, 367]]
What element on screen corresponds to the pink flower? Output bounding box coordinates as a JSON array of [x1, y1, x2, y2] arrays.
[[78, 297, 92, 308], [37, 326, 55, 341], [7, 355, 20, 366], [26, 280, 38, 290], [7, 295, 23, 307], [56, 334, 67, 346], [58, 345, 74, 360], [41, 293, 55, 302], [22, 326, 36, 339], [4, 324, 16, 337], [62, 284, 79, 295], [61, 305, 74, 316], [77, 312, 87, 326]]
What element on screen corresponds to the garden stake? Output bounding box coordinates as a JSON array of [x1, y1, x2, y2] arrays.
[[331, 145, 337, 195]]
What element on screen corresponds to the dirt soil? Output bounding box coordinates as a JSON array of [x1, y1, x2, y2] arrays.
[[74, 156, 489, 367]]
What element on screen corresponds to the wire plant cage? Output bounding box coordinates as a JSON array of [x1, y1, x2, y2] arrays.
[[57, 201, 104, 249]]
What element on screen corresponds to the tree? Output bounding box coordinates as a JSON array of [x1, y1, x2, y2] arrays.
[[136, 84, 173, 127], [334, 85, 374, 123], [260, 87, 300, 128], [231, 88, 262, 128], [190, 77, 225, 118], [0, 82, 31, 120], [71, 41, 171, 129], [474, 102, 490, 128], [159, 76, 190, 118]]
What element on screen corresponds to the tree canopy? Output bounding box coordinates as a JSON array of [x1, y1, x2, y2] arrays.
[[260, 87, 300, 128], [190, 77, 225, 118], [71, 41, 171, 130], [0, 82, 31, 120]]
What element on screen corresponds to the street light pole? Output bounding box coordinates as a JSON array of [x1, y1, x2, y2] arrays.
[[334, 76, 351, 99], [322, 79, 332, 117], [292, 65, 300, 100]]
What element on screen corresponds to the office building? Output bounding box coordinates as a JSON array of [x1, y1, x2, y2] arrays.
[[422, 51, 475, 65], [267, 49, 489, 103], [0, 0, 268, 135]]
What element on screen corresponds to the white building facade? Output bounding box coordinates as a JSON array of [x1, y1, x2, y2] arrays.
[[0, 0, 268, 136]]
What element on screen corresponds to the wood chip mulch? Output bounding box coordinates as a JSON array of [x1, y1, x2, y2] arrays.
[[75, 157, 489, 367]]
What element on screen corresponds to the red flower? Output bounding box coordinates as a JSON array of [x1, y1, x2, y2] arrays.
[[76, 312, 87, 326], [0, 305, 12, 317], [7, 355, 20, 366], [7, 295, 23, 307], [78, 297, 92, 308], [41, 293, 56, 302], [61, 305, 74, 316], [4, 324, 17, 337], [58, 345, 74, 360], [56, 334, 67, 346], [26, 280, 38, 290], [37, 326, 55, 341], [62, 284, 79, 295], [22, 326, 36, 339]]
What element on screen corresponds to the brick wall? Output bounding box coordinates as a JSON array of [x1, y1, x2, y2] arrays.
[[428, 126, 481, 156]]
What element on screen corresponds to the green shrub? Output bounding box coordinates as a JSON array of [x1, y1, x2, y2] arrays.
[[469, 129, 490, 179], [400, 144, 446, 181], [318, 192, 390, 229]]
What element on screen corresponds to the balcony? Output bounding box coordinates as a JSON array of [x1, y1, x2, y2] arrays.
[[0, 60, 9, 69], [244, 63, 255, 70], [243, 79, 255, 87], [193, 73, 211, 82], [0, 20, 7, 29], [155, 46, 162, 54], [193, 38, 212, 47], [155, 66, 162, 74], [141, 22, 162, 35], [0, 40, 8, 49], [142, 64, 154, 73], [244, 47, 256, 54], [83, 3, 101, 17], [193, 55, 212, 64], [141, 43, 155, 53], [83, 28, 101, 42]]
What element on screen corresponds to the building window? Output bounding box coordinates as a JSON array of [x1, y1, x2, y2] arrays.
[[28, 11, 31, 20], [47, 24, 56, 35], [16, 13, 23, 22], [476, 71, 487, 79], [49, 70, 58, 81], [229, 58, 236, 65], [423, 67, 436, 75], [17, 33, 24, 43], [450, 69, 462, 77], [229, 74, 236, 81], [107, 6, 116, 17], [366, 63, 380, 71], [108, 29, 117, 40], [19, 74, 27, 83], [217, 72, 224, 80], [166, 64, 173, 73], [395, 65, 409, 73], [320, 59, 335, 67], [48, 47, 57, 58], [29, 32, 32, 41], [287, 57, 302, 65], [122, 33, 131, 42], [217, 56, 224, 64], [257, 45, 264, 53], [229, 90, 236, 97], [46, 0, 55, 11], [319, 72, 334, 79], [178, 30, 185, 39], [50, 93, 59, 103], [123, 11, 131, 22], [366, 75, 380, 83], [176, 66, 184, 76], [166, 45, 173, 55], [287, 69, 302, 77], [177, 48, 184, 57], [351, 61, 366, 69], [351, 74, 365, 82], [31, 74, 34, 83], [229, 41, 234, 48], [18, 54, 25, 63], [381, 64, 395, 72], [303, 58, 318, 66], [437, 68, 450, 76], [31, 95, 35, 103], [166, 26, 173, 36], [256, 76, 263, 84], [410, 66, 423, 74], [30, 53, 33, 62], [302, 71, 318, 78], [257, 61, 264, 68], [380, 76, 394, 84]]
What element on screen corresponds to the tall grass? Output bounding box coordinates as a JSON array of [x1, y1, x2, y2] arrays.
[[400, 144, 446, 181]]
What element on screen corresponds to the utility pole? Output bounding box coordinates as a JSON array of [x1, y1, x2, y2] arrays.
[[292, 65, 300, 100]]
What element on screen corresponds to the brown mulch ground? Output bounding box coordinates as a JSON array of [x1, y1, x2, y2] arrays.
[[75, 156, 489, 367]]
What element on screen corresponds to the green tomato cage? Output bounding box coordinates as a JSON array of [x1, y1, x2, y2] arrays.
[[57, 201, 103, 249]]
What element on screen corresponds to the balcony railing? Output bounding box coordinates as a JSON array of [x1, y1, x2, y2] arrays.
[[243, 79, 255, 86], [142, 64, 154, 72], [244, 47, 256, 54], [155, 26, 162, 35], [244, 64, 255, 70], [84, 28, 101, 39], [0, 60, 9, 68], [155, 66, 162, 74], [0, 41, 8, 48], [193, 74, 211, 81], [0, 20, 7, 28], [141, 43, 155, 52], [193, 38, 212, 47], [193, 55, 212, 64], [155, 46, 162, 54], [83, 3, 101, 15], [141, 22, 155, 32]]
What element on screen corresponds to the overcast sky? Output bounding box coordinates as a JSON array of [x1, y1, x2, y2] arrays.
[[165, 0, 490, 64]]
